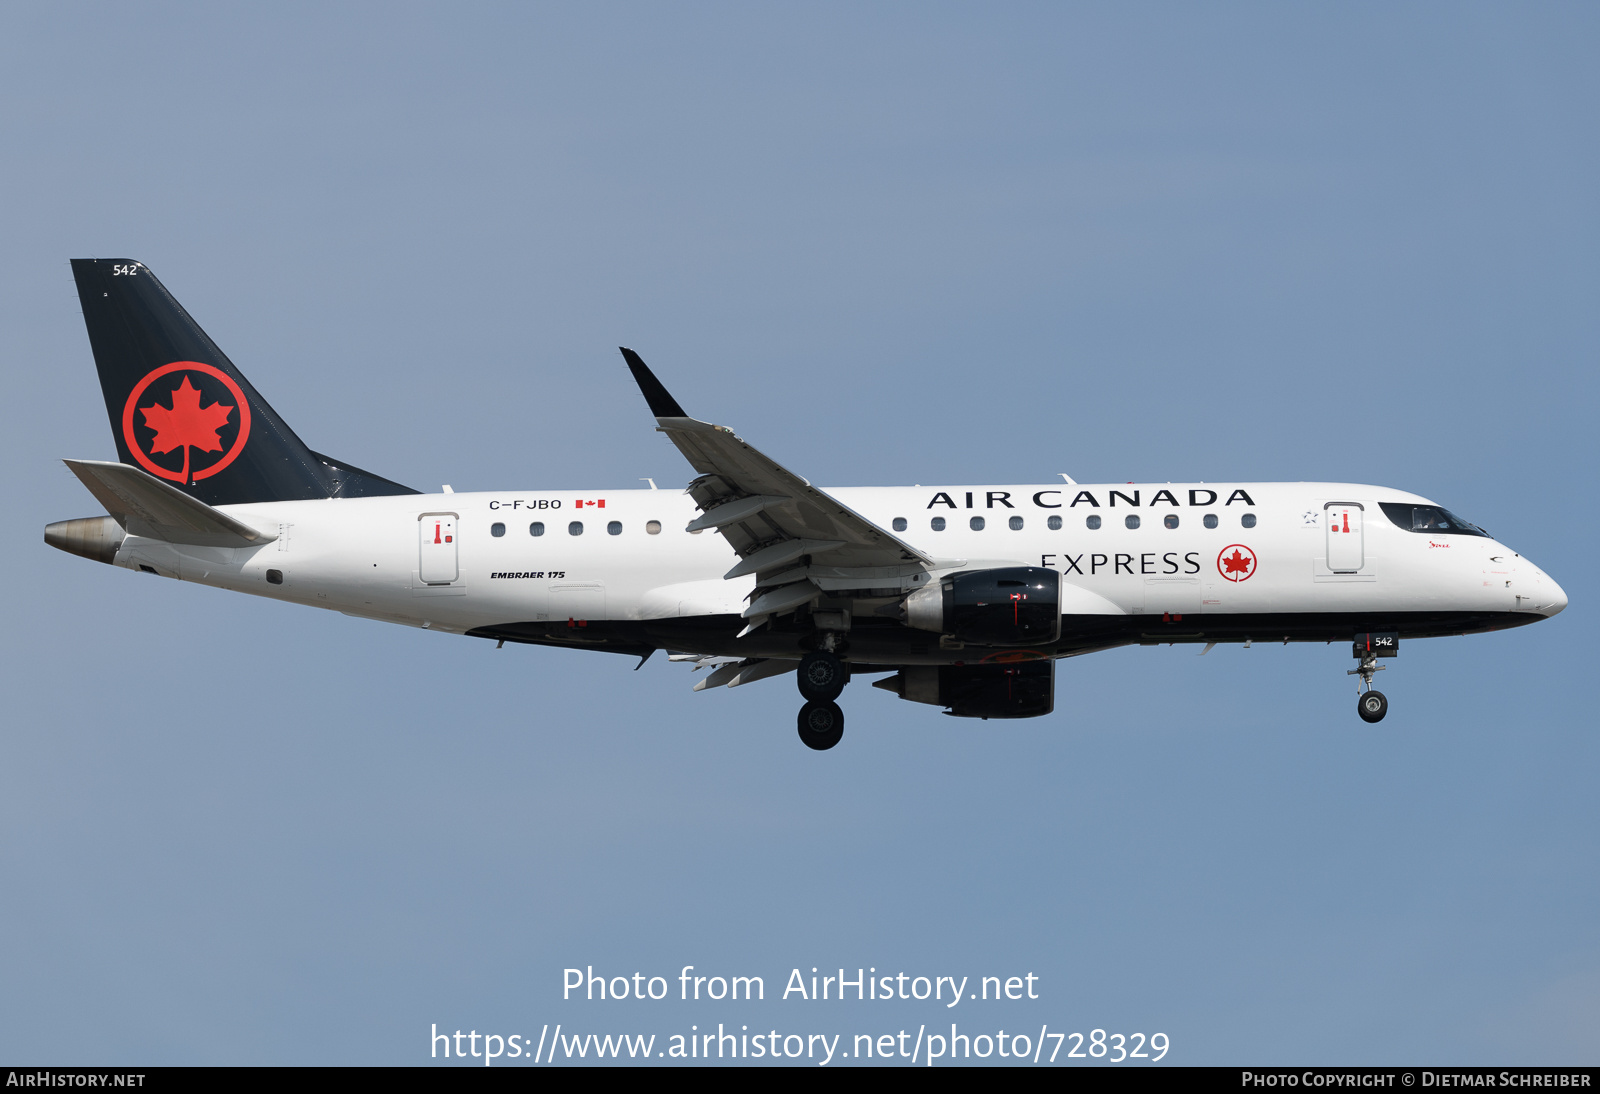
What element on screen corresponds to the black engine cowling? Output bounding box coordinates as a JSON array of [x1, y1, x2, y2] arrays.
[[904, 566, 1061, 647], [873, 660, 1056, 719]]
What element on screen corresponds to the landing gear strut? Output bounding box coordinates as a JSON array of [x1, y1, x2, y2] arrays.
[[1348, 631, 1396, 723]]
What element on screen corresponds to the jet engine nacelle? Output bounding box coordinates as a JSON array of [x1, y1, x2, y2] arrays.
[[902, 566, 1062, 647], [872, 660, 1056, 719]]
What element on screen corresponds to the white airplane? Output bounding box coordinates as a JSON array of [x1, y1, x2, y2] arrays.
[[47, 259, 1567, 749]]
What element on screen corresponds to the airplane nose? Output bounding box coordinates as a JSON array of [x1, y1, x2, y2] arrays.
[[1540, 575, 1568, 617]]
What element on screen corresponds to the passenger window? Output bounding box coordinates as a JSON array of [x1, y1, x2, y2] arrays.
[[607, 521, 622, 535], [1086, 515, 1102, 530], [1203, 514, 1218, 529], [569, 521, 584, 536], [646, 520, 662, 535], [892, 517, 907, 532], [1241, 513, 1257, 528], [1163, 514, 1178, 530], [931, 517, 946, 531], [970, 516, 985, 531], [1125, 515, 1140, 529], [490, 522, 505, 537], [1009, 516, 1024, 531], [530, 522, 544, 536], [1047, 515, 1062, 530]]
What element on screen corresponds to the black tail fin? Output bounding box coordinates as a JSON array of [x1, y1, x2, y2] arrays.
[[70, 258, 417, 506]]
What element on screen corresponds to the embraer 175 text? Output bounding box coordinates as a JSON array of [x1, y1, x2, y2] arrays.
[[47, 260, 1568, 749]]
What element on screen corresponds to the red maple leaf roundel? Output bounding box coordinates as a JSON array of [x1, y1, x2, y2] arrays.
[[121, 361, 252, 485], [1217, 544, 1257, 582]]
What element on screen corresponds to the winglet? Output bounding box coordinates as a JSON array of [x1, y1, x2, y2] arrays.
[[620, 347, 689, 418]]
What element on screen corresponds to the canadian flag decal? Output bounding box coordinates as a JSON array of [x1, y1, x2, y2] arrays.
[[575, 499, 606, 508]]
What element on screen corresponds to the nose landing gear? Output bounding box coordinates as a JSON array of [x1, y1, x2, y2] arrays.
[[796, 649, 848, 749], [1348, 631, 1397, 723]]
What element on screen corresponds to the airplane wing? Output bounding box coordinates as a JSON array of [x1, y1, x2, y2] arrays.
[[64, 459, 276, 548], [621, 349, 934, 626]]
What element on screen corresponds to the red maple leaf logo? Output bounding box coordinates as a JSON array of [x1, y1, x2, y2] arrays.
[[139, 375, 235, 483], [1217, 545, 1258, 582]]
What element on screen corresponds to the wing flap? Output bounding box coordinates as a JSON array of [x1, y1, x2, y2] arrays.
[[684, 493, 791, 532]]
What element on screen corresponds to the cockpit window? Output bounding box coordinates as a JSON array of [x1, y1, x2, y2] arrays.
[[1379, 502, 1489, 537]]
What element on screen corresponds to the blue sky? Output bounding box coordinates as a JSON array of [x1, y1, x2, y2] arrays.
[[1, 2, 1595, 1064]]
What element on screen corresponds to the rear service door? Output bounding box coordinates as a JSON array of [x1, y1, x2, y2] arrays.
[[1325, 502, 1364, 572], [419, 513, 459, 584]]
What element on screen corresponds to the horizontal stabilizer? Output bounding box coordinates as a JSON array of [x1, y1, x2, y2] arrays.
[[63, 459, 276, 548]]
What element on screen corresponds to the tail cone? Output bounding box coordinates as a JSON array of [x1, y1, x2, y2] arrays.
[[45, 515, 124, 565]]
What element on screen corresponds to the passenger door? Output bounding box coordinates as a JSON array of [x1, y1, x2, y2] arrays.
[[1325, 502, 1364, 573], [419, 513, 459, 585]]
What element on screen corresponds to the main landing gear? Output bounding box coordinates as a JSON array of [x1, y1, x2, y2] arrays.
[[1348, 631, 1397, 724], [796, 650, 848, 750]]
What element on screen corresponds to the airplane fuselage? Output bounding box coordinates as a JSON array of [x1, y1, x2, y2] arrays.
[[103, 480, 1565, 665]]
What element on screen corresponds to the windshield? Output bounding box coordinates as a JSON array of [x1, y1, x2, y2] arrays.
[[1379, 502, 1490, 537]]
